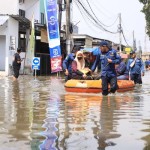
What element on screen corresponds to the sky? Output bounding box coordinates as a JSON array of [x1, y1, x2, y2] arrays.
[[65, 0, 150, 52]]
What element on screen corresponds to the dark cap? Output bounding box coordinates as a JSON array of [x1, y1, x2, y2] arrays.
[[99, 41, 109, 47]]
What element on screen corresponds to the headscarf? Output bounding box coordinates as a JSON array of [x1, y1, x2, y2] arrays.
[[74, 51, 85, 70]]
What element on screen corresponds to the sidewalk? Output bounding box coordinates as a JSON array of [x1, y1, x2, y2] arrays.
[[0, 71, 7, 77]]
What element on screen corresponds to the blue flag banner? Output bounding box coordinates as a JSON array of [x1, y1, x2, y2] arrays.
[[45, 0, 62, 72]]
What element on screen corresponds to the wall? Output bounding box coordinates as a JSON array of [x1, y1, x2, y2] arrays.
[[40, 0, 45, 24], [0, 21, 8, 35], [5, 17, 19, 75], [40, 0, 45, 14], [142, 52, 150, 61], [0, 36, 6, 70], [0, 17, 25, 75], [0, 18, 9, 72], [19, 0, 40, 22], [0, 0, 19, 15], [85, 37, 93, 48]]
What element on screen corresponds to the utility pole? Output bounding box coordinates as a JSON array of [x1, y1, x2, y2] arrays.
[[66, 0, 71, 54], [133, 30, 135, 50], [58, 0, 63, 33], [133, 30, 136, 51], [118, 13, 122, 53], [144, 26, 147, 52], [138, 40, 142, 58]]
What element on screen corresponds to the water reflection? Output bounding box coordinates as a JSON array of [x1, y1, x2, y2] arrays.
[[62, 94, 122, 150], [61, 94, 147, 150], [39, 94, 60, 150], [30, 77, 64, 150], [0, 75, 150, 149]]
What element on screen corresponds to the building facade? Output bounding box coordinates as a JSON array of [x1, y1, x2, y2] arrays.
[[0, 0, 40, 75], [0, 0, 127, 76]]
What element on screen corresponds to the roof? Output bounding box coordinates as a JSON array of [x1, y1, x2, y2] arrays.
[[10, 15, 30, 28], [0, 16, 9, 26], [72, 34, 94, 39]]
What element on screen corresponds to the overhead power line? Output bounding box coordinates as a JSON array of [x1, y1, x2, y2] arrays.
[[121, 30, 130, 46], [75, 0, 118, 34], [73, 0, 101, 32], [74, 0, 130, 46], [86, 0, 119, 28]]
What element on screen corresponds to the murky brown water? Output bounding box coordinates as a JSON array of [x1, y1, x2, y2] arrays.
[[0, 72, 150, 150]]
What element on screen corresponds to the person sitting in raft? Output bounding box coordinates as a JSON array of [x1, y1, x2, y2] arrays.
[[82, 50, 92, 69], [71, 51, 93, 80], [115, 53, 129, 80]]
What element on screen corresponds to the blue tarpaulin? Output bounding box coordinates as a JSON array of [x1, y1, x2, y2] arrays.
[[81, 47, 100, 55]]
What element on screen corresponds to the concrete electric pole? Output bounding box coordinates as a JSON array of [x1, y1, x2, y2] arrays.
[[58, 0, 63, 33], [138, 40, 142, 58], [66, 0, 71, 54], [132, 30, 137, 51], [133, 30, 134, 50], [118, 13, 122, 53]]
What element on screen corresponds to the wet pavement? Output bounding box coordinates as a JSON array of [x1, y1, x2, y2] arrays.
[[0, 72, 150, 150]]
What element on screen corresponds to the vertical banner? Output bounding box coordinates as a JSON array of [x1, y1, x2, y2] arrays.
[[45, 0, 62, 73], [30, 14, 35, 57], [24, 14, 35, 73]]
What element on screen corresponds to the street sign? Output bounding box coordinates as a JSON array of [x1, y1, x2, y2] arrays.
[[32, 57, 40, 70]]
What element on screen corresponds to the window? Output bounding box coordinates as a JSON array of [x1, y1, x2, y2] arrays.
[[18, 33, 26, 52], [19, 0, 24, 4], [41, 13, 45, 25], [19, 9, 25, 18]]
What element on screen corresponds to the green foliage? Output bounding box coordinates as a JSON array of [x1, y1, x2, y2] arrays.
[[139, 0, 150, 36]]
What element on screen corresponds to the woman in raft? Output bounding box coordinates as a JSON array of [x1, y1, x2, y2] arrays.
[[71, 51, 93, 80]]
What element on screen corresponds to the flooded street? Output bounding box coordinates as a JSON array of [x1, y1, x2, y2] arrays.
[[0, 72, 150, 150]]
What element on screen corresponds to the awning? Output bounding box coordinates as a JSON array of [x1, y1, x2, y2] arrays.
[[0, 16, 9, 26], [10, 15, 30, 28]]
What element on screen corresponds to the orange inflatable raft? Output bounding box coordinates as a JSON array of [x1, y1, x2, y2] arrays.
[[65, 79, 135, 93]]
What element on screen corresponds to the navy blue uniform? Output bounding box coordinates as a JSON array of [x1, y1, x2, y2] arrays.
[[91, 49, 121, 95], [116, 61, 129, 80], [145, 60, 149, 69], [127, 58, 144, 84], [63, 53, 75, 81]]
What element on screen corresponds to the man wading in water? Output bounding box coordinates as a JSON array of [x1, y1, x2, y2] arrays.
[[91, 41, 121, 96], [12, 48, 23, 80]]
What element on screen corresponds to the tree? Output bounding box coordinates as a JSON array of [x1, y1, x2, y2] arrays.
[[139, 0, 150, 36]]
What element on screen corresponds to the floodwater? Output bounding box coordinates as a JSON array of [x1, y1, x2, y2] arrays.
[[0, 72, 150, 150]]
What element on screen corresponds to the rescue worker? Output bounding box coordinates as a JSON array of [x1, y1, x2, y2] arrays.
[[116, 54, 129, 80], [148, 59, 150, 69], [127, 51, 145, 84], [91, 41, 121, 96], [145, 59, 149, 70], [62, 46, 80, 82]]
